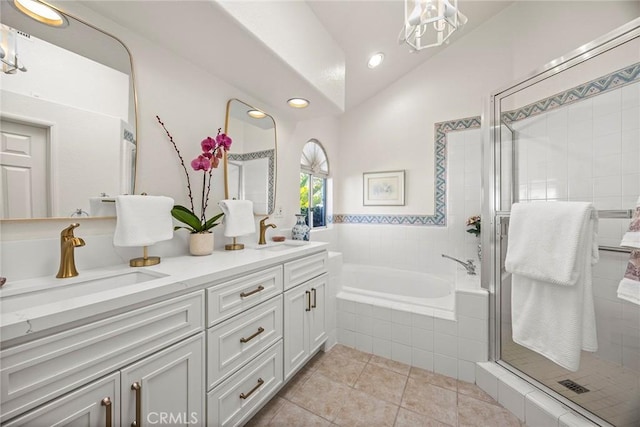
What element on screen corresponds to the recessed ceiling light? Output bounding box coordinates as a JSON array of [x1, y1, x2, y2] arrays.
[[367, 52, 384, 69], [287, 98, 310, 109], [247, 109, 266, 119], [12, 0, 68, 27]]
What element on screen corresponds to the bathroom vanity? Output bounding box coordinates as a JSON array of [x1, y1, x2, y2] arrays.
[[0, 241, 329, 426]]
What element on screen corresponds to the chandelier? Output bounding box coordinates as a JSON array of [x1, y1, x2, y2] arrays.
[[398, 0, 468, 52]]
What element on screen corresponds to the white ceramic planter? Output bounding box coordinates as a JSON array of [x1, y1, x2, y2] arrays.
[[189, 232, 214, 256]]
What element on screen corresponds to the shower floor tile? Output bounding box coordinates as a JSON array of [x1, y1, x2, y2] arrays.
[[246, 344, 524, 427], [502, 338, 640, 427]]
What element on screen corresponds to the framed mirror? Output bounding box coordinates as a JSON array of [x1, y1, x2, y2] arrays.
[[0, 0, 137, 220], [224, 99, 277, 215]]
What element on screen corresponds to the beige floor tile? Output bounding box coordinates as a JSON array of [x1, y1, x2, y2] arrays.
[[457, 380, 498, 404], [290, 372, 351, 421], [244, 396, 287, 427], [394, 408, 453, 426], [333, 388, 399, 427], [457, 394, 521, 427], [268, 400, 331, 426], [305, 350, 330, 371], [401, 378, 457, 426], [409, 367, 457, 391], [369, 355, 411, 376], [278, 366, 314, 400], [354, 363, 408, 404], [330, 344, 372, 363], [316, 350, 367, 386]]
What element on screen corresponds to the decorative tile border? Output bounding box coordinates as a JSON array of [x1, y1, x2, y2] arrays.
[[502, 62, 640, 123], [333, 116, 481, 226], [227, 149, 275, 212], [124, 129, 135, 145]]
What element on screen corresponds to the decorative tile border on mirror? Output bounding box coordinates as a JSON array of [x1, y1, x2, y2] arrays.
[[332, 116, 481, 226], [502, 62, 640, 124], [227, 148, 275, 211]]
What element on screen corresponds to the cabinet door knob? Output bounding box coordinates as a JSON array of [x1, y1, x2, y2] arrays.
[[101, 397, 112, 427], [240, 326, 265, 343], [305, 290, 311, 312], [239, 378, 264, 400], [311, 288, 317, 308], [131, 382, 141, 427]]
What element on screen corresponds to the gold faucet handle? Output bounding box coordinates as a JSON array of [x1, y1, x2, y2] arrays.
[[61, 223, 81, 236], [259, 216, 270, 225]]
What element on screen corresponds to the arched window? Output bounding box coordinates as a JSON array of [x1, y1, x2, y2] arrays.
[[300, 139, 329, 228]]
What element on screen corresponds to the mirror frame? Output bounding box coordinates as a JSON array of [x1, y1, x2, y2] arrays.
[[0, 0, 138, 221], [223, 98, 277, 215]]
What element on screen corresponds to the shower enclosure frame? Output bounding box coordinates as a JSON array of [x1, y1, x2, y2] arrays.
[[483, 17, 640, 426]]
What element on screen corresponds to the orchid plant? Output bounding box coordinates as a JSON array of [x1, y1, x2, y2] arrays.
[[466, 215, 481, 237], [157, 115, 232, 233]]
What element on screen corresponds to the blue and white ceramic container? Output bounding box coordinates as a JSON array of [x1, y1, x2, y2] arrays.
[[292, 214, 310, 241]]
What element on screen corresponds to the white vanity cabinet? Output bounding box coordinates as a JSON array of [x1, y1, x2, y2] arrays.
[[0, 291, 205, 425], [283, 253, 328, 380]]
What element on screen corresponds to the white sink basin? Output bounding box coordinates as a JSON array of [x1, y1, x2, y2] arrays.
[[0, 270, 168, 312], [253, 240, 308, 251]]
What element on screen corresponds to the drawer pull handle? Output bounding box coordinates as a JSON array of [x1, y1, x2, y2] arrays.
[[240, 326, 265, 343], [239, 378, 264, 399], [305, 290, 311, 312], [240, 285, 265, 298], [311, 288, 317, 308], [131, 382, 141, 427], [101, 397, 112, 427]]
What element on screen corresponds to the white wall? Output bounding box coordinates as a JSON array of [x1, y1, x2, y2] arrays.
[[336, 1, 638, 216], [333, 1, 638, 278]]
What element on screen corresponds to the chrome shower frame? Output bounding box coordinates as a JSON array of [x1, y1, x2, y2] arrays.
[[482, 17, 640, 426]]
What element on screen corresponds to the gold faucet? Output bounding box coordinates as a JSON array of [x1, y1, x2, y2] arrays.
[[56, 223, 86, 278], [258, 217, 276, 245]]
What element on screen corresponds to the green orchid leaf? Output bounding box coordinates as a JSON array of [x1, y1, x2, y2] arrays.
[[202, 212, 225, 231], [171, 205, 202, 232]]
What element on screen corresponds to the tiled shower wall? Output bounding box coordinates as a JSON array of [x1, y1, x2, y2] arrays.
[[336, 128, 483, 281], [510, 81, 640, 371]]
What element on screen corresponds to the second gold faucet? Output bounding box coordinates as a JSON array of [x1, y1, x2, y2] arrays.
[[258, 217, 276, 245]]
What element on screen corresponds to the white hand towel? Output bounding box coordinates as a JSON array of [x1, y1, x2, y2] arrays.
[[218, 199, 255, 237], [620, 199, 640, 248], [618, 250, 640, 305], [505, 202, 597, 286], [113, 195, 174, 247], [617, 199, 640, 306], [506, 201, 598, 371]]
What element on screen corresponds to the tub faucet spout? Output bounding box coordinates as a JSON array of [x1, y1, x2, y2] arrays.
[[441, 254, 476, 275]]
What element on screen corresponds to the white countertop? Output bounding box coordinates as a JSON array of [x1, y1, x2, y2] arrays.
[[0, 240, 328, 344]]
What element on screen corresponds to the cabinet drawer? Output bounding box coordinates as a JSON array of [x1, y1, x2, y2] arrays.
[[207, 297, 282, 390], [0, 291, 204, 423], [207, 266, 283, 327], [3, 372, 120, 427], [207, 340, 283, 427], [283, 252, 328, 290]]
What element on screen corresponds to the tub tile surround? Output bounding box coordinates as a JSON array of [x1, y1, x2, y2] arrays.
[[247, 344, 523, 427], [337, 289, 489, 384]]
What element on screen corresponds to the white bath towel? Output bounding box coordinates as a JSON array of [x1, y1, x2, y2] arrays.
[[505, 202, 598, 286], [218, 199, 255, 237], [113, 195, 174, 247], [505, 201, 598, 372]]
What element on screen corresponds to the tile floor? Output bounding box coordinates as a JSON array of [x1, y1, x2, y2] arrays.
[[246, 344, 523, 427]]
